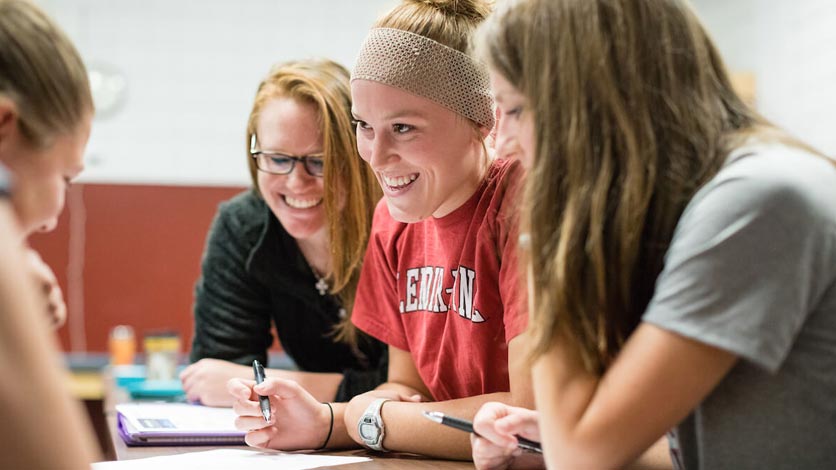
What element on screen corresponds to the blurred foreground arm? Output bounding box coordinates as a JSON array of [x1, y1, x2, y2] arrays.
[[0, 203, 100, 468]]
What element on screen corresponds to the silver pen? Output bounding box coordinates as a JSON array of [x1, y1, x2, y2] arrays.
[[252, 360, 272, 423]]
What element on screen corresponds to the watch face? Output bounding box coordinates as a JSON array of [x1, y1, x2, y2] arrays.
[[360, 423, 375, 441], [359, 413, 383, 446], [359, 421, 379, 442]]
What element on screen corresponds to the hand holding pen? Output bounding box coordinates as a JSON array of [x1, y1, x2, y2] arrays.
[[227, 373, 338, 450], [252, 360, 272, 423], [423, 410, 542, 453]]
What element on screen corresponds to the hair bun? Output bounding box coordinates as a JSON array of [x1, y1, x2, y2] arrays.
[[376, 0, 493, 52], [410, 0, 491, 21]]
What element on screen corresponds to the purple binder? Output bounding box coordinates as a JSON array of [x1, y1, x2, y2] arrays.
[[117, 412, 247, 447]]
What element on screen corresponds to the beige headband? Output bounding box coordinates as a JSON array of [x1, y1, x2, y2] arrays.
[[352, 27, 495, 129]]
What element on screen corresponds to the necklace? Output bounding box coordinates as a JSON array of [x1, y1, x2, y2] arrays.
[[299, 240, 330, 296], [315, 276, 329, 296]]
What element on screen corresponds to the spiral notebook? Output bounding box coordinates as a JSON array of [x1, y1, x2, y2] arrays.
[[116, 403, 246, 446]]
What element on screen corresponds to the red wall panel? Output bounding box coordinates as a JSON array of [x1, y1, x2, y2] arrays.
[[29, 183, 245, 353]]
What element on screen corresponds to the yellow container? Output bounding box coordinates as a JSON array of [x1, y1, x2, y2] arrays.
[[144, 333, 180, 381]]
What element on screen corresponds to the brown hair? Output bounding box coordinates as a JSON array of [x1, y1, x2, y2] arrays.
[[0, 0, 92, 147], [480, 0, 775, 373], [245, 59, 381, 345]]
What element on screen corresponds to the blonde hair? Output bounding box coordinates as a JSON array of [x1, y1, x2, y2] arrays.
[[245, 59, 381, 346], [375, 0, 492, 51], [480, 0, 776, 373], [0, 0, 92, 147]]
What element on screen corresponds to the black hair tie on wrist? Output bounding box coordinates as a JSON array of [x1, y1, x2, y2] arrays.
[[317, 402, 334, 450]]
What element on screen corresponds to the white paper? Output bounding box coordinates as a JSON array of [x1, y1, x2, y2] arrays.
[[92, 449, 371, 470]]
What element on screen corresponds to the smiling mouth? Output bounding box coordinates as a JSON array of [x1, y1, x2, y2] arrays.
[[381, 173, 419, 191], [283, 195, 323, 209]]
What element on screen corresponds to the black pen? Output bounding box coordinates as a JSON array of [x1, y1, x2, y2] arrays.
[[422, 411, 542, 453], [252, 360, 272, 423]]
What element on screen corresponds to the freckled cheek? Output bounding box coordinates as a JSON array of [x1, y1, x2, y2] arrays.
[[310, 178, 326, 195], [257, 172, 283, 193]]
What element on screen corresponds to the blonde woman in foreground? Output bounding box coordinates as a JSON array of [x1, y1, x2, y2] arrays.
[[1, 0, 99, 467]]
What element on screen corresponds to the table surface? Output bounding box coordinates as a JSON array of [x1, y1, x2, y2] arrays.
[[102, 375, 475, 469]]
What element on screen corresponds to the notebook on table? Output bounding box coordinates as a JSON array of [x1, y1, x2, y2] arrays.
[[116, 403, 247, 446]]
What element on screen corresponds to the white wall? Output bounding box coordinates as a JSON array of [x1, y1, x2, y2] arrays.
[[691, 0, 836, 155], [38, 0, 397, 186], [40, 1, 836, 186]]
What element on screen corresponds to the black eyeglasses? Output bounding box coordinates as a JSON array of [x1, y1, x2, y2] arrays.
[[249, 134, 325, 177]]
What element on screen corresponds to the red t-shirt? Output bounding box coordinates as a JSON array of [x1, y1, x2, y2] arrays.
[[352, 159, 527, 401]]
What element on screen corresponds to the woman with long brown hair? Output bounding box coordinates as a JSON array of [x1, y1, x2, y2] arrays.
[[470, 0, 836, 468], [181, 59, 386, 408]]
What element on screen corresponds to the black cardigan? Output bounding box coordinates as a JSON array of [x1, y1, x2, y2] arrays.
[[188, 190, 386, 401]]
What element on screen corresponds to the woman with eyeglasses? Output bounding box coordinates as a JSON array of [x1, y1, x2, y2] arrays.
[[180, 59, 386, 411]]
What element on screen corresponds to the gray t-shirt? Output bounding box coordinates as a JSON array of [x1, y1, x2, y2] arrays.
[[642, 141, 836, 470]]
